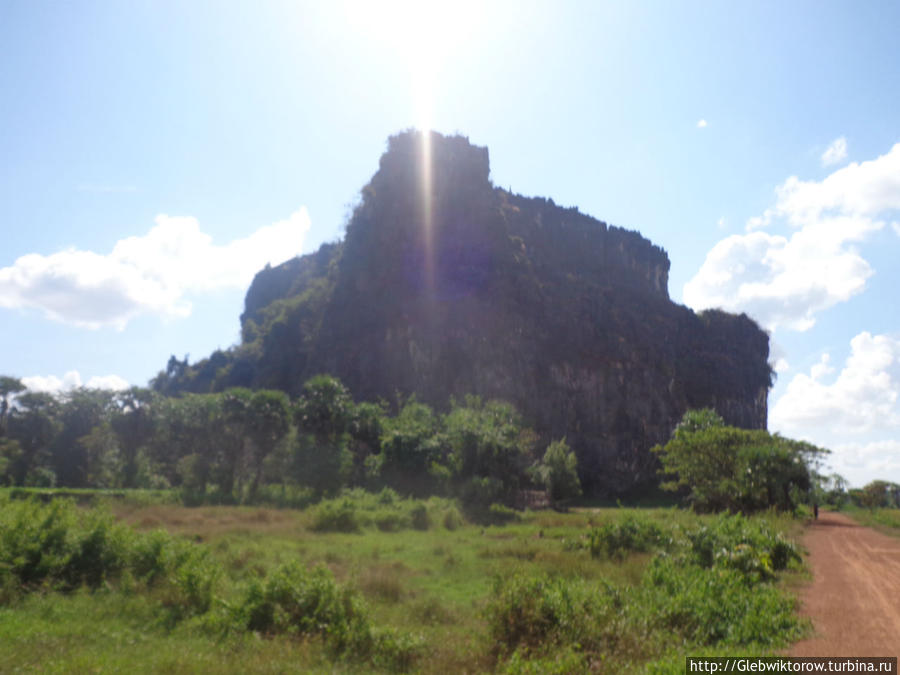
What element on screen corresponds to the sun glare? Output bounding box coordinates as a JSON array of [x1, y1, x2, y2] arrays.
[[341, 0, 481, 131]]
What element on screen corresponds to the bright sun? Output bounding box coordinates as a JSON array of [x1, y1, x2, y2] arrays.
[[341, 0, 480, 131]]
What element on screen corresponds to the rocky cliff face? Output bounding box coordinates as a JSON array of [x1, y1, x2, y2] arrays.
[[226, 130, 771, 493]]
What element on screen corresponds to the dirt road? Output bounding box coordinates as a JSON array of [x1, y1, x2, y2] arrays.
[[788, 511, 900, 656]]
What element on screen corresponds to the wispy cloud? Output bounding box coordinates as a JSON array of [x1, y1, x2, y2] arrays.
[[0, 209, 311, 330], [821, 136, 848, 167], [22, 370, 130, 393], [684, 142, 900, 332], [827, 440, 900, 488]]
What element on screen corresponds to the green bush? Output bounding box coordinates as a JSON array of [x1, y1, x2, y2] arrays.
[[501, 645, 589, 675], [441, 505, 464, 530], [234, 561, 421, 668], [156, 545, 220, 621], [459, 476, 507, 511], [237, 562, 365, 636], [307, 490, 464, 533], [640, 555, 802, 646], [588, 514, 665, 560], [409, 503, 430, 530], [0, 497, 129, 592], [377, 486, 400, 505], [0, 497, 220, 622], [310, 499, 363, 533], [487, 503, 521, 525], [485, 572, 616, 656], [374, 511, 407, 532], [686, 513, 800, 581]]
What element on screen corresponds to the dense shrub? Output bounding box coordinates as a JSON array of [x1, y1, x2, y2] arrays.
[[310, 498, 363, 533], [237, 562, 366, 637], [486, 572, 616, 656], [409, 503, 430, 530], [309, 490, 464, 533], [441, 504, 464, 530], [0, 496, 219, 618], [490, 510, 807, 671], [640, 556, 802, 646], [233, 561, 421, 668], [0, 497, 129, 592], [588, 514, 666, 560], [685, 513, 800, 581], [533, 438, 582, 504]]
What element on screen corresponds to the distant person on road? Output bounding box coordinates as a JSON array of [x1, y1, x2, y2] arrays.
[[813, 502, 819, 520]]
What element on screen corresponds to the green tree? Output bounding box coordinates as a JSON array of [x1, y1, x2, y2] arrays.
[[675, 407, 725, 434], [653, 409, 821, 513], [244, 389, 291, 498], [0, 376, 25, 436], [380, 396, 443, 495], [819, 473, 849, 507], [0, 438, 22, 485], [535, 438, 582, 504], [6, 391, 60, 485], [857, 480, 900, 509], [443, 397, 536, 505], [347, 400, 386, 486], [110, 387, 158, 488], [78, 421, 121, 488], [292, 375, 355, 497], [151, 394, 222, 492], [50, 388, 117, 487]]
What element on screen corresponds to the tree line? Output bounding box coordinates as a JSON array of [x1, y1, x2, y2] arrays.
[[4, 373, 893, 513], [0, 374, 581, 508]]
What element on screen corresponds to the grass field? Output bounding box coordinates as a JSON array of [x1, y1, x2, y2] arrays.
[[0, 490, 810, 673], [844, 505, 900, 536]]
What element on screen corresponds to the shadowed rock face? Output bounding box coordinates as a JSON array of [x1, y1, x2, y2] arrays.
[[227, 130, 771, 494]]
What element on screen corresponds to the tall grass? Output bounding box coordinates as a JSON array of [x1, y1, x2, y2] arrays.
[[846, 506, 900, 534], [485, 511, 807, 670], [0, 493, 809, 673], [307, 488, 462, 534]]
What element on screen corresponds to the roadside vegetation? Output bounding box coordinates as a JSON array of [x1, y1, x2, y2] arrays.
[[0, 373, 862, 672], [0, 491, 808, 673]]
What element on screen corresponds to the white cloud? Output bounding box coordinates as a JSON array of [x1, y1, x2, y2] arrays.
[[0, 209, 310, 329], [696, 119, 708, 129], [770, 331, 900, 486], [21, 371, 131, 394], [86, 374, 131, 391], [22, 371, 85, 393], [771, 332, 900, 436], [821, 136, 848, 167], [825, 440, 900, 487], [684, 142, 900, 332]]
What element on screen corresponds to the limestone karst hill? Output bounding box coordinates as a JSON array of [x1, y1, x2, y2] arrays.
[[156, 130, 771, 494]]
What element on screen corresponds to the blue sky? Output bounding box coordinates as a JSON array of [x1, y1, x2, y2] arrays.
[[2, 0, 899, 486]]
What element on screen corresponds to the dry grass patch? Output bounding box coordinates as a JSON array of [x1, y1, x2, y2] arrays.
[[357, 562, 411, 603], [113, 505, 301, 539]]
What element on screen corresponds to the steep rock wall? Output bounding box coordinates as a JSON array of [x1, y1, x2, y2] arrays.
[[232, 130, 771, 493]]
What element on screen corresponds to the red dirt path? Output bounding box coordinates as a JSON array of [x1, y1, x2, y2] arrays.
[[787, 511, 900, 656]]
